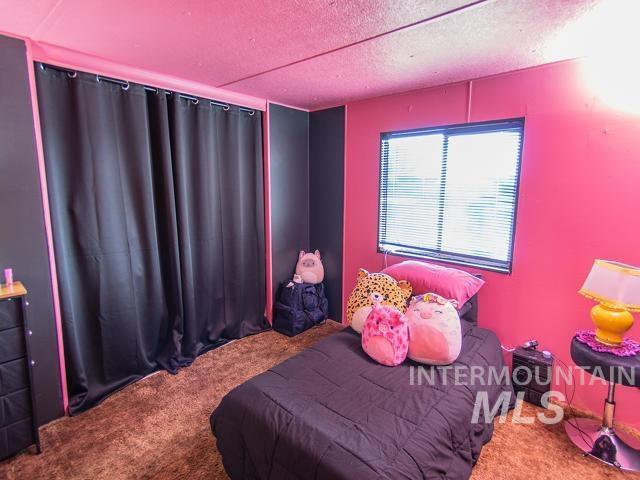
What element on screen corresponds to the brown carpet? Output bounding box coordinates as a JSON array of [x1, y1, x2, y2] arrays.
[[0, 321, 638, 479]]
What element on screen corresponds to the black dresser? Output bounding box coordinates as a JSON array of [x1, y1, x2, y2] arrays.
[[0, 282, 41, 459]]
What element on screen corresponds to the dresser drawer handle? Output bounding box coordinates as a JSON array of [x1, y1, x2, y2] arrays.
[[30, 360, 36, 366], [28, 330, 33, 336]]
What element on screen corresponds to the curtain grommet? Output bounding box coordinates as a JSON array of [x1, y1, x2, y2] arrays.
[[211, 101, 230, 111]]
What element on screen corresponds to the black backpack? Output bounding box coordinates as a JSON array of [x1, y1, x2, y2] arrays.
[[273, 282, 329, 336]]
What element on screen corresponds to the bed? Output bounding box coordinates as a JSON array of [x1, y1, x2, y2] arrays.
[[210, 295, 513, 479]]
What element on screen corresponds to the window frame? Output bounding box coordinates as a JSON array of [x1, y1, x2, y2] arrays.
[[376, 117, 525, 274]]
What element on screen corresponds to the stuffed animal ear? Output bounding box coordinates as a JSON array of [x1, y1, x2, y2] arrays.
[[314, 249, 321, 259], [299, 250, 305, 260], [398, 280, 412, 299], [357, 268, 369, 279]]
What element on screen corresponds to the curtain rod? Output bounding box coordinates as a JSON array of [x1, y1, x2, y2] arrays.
[[39, 63, 255, 115]]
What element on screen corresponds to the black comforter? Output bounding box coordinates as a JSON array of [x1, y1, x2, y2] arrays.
[[211, 323, 513, 479]]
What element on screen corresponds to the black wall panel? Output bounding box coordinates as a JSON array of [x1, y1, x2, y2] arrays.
[[269, 104, 310, 289], [309, 107, 345, 321], [268, 103, 345, 320], [0, 35, 63, 424]]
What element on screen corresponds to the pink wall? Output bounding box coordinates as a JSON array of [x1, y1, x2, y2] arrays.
[[342, 59, 640, 428], [263, 105, 273, 323], [23, 39, 69, 414]]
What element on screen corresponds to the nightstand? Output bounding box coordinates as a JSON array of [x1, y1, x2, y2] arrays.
[[512, 347, 553, 407], [566, 336, 640, 471]]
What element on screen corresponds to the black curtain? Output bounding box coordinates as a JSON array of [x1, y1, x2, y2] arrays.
[[35, 64, 268, 414]]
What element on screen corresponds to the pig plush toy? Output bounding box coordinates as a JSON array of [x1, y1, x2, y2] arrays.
[[361, 303, 408, 367], [295, 250, 324, 284], [406, 293, 462, 365]]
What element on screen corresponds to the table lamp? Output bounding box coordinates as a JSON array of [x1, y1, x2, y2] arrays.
[[579, 260, 640, 345]]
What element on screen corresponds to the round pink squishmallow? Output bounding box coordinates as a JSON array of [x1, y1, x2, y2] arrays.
[[406, 293, 462, 365], [361, 304, 408, 367]]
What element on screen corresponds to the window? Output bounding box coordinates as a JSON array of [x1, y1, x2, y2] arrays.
[[378, 118, 524, 273]]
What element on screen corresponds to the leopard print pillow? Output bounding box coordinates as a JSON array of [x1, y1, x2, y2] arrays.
[[346, 268, 412, 333]]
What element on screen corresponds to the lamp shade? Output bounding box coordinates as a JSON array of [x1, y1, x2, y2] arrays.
[[579, 260, 640, 312]]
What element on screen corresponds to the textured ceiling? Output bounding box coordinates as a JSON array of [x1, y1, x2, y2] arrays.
[[0, 0, 602, 110]]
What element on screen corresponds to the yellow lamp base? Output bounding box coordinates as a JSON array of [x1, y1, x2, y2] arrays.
[[591, 303, 634, 346]]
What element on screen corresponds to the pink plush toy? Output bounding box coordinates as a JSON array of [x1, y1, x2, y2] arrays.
[[295, 250, 324, 284], [361, 304, 408, 367], [406, 293, 462, 365]]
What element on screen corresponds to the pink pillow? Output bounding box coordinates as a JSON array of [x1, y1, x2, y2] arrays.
[[382, 260, 484, 308]]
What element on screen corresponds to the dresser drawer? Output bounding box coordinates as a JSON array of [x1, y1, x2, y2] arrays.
[[0, 299, 22, 331], [0, 328, 25, 364], [0, 359, 28, 397], [0, 417, 34, 459], [0, 389, 31, 428]]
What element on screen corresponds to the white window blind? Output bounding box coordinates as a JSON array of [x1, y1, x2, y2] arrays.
[[378, 119, 524, 273]]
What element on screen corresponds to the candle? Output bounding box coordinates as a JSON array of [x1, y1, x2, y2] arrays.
[[4, 268, 13, 286]]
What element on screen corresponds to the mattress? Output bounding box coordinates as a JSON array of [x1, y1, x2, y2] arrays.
[[210, 322, 513, 479]]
